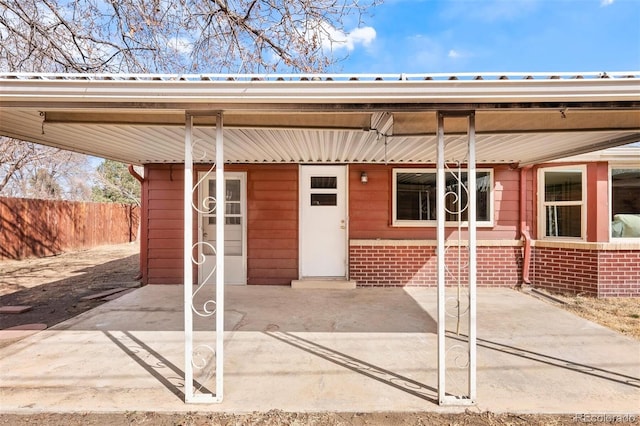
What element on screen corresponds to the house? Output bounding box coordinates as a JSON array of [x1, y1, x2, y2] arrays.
[[1, 72, 638, 298], [1, 71, 639, 404]]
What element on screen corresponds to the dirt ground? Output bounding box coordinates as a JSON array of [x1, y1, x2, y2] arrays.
[[544, 291, 640, 340], [0, 411, 597, 426], [1, 244, 638, 425], [0, 242, 141, 336]]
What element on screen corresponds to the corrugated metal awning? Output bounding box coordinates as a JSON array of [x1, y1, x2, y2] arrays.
[[1, 72, 639, 165]]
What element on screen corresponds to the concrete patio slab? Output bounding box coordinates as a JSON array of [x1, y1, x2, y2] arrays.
[[0, 323, 47, 343], [0, 286, 638, 415]]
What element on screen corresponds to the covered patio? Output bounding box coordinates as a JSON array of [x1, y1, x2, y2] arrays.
[[0, 285, 638, 414], [1, 71, 639, 406]]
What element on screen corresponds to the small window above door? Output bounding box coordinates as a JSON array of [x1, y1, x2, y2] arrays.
[[311, 176, 337, 189]]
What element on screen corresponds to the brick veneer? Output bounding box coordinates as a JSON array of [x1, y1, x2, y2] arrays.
[[597, 250, 640, 297], [532, 247, 640, 297], [350, 242, 638, 296], [349, 243, 522, 287], [531, 247, 599, 295]]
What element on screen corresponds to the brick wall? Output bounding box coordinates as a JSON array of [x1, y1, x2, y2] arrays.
[[350, 243, 521, 287], [478, 246, 523, 286], [350, 245, 437, 286], [532, 247, 640, 297], [598, 251, 640, 297], [531, 247, 599, 296]]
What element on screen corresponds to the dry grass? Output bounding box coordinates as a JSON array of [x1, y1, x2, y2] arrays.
[[535, 290, 640, 340]]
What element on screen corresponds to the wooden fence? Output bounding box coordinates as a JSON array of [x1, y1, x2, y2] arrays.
[[0, 197, 139, 260]]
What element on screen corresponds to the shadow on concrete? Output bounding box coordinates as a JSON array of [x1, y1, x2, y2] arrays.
[[447, 332, 640, 389], [266, 330, 439, 404], [103, 330, 214, 402]]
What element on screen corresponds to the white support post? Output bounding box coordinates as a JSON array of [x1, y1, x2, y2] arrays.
[[437, 111, 477, 406], [215, 112, 225, 402], [184, 112, 223, 404], [183, 113, 195, 402], [467, 113, 477, 403], [436, 112, 446, 405]]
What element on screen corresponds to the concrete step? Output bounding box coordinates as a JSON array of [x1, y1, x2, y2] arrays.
[[291, 279, 356, 290]]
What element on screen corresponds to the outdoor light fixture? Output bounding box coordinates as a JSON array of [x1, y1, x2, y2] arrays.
[[360, 171, 368, 184]]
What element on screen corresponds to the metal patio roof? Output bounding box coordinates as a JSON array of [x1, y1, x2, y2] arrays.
[[1, 71, 639, 165]]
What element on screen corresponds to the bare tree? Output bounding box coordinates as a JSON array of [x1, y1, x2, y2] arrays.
[[0, 0, 380, 74], [0, 0, 378, 200], [0, 137, 93, 200]]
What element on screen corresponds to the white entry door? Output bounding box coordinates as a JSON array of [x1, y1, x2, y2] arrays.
[[300, 165, 348, 278], [198, 172, 246, 285]]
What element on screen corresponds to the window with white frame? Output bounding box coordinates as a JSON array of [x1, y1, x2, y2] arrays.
[[610, 166, 640, 239], [392, 168, 493, 226], [539, 166, 585, 239]]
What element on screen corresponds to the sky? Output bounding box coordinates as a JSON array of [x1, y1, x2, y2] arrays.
[[328, 0, 640, 74]]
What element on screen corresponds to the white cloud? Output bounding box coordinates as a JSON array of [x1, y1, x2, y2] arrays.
[[349, 27, 377, 49], [600, 0, 614, 6], [321, 23, 376, 52], [447, 48, 473, 60]]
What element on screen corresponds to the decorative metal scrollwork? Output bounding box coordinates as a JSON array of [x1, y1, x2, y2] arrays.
[[440, 135, 475, 402], [192, 344, 216, 392], [184, 114, 223, 403], [444, 289, 469, 319], [191, 233, 217, 318], [443, 161, 470, 218], [192, 162, 217, 214], [188, 136, 218, 398], [446, 343, 470, 369]]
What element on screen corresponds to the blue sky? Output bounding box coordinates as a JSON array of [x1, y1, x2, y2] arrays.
[[329, 0, 640, 73]]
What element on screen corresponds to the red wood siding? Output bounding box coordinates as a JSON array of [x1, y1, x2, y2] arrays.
[[349, 164, 521, 241], [247, 165, 298, 285], [587, 162, 610, 242], [492, 166, 521, 239], [144, 165, 186, 284], [143, 164, 299, 285], [523, 167, 534, 235]]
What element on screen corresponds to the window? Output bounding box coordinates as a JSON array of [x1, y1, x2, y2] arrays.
[[203, 176, 244, 255], [610, 167, 640, 239], [392, 168, 493, 226], [207, 179, 242, 225], [539, 166, 585, 239], [309, 175, 338, 206]]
